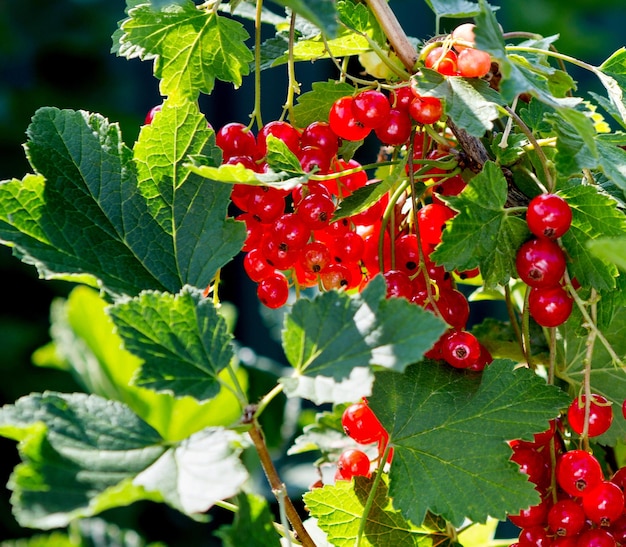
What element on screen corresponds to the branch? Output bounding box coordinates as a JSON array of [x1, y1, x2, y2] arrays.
[[246, 411, 315, 547], [365, 0, 418, 72]]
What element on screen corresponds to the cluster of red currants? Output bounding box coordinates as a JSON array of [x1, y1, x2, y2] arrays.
[[508, 421, 626, 546], [516, 193, 574, 327], [423, 23, 493, 79], [334, 400, 391, 482]]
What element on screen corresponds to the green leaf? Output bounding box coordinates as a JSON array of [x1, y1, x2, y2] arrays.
[[557, 306, 626, 446], [214, 492, 282, 547], [432, 161, 530, 287], [0, 392, 166, 529], [280, 276, 448, 404], [265, 135, 305, 175], [598, 47, 626, 124], [134, 426, 249, 515], [0, 104, 245, 298], [292, 80, 356, 128], [115, 2, 253, 99], [413, 71, 504, 137], [423, 0, 483, 19], [304, 475, 454, 547], [337, 0, 372, 34], [270, 0, 339, 38], [560, 184, 626, 292], [369, 360, 569, 527], [588, 236, 626, 272], [48, 286, 245, 441], [107, 286, 236, 403]]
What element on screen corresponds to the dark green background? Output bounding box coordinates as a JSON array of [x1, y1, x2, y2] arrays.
[[0, 0, 624, 544]]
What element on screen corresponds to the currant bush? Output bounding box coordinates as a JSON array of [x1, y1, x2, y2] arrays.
[[0, 1, 625, 547]]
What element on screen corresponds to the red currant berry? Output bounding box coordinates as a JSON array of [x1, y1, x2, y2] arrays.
[[567, 394, 613, 438], [526, 194, 573, 239], [456, 48, 492, 78], [257, 120, 301, 158], [330, 230, 364, 264], [440, 329, 481, 369], [433, 288, 470, 330], [508, 495, 551, 529], [547, 498, 586, 537], [257, 271, 289, 309], [243, 248, 274, 282], [510, 444, 550, 490], [424, 47, 458, 76], [389, 86, 415, 113], [270, 213, 311, 251], [351, 89, 391, 129], [417, 202, 456, 246], [374, 109, 412, 145], [299, 241, 331, 274], [556, 450, 603, 497], [320, 263, 352, 290], [298, 145, 333, 174], [329, 96, 371, 141], [296, 192, 336, 230], [342, 401, 387, 445], [515, 238, 567, 288], [576, 527, 618, 547], [528, 285, 573, 327], [610, 466, 626, 492], [260, 236, 299, 270], [383, 269, 413, 300], [336, 449, 371, 480], [517, 525, 552, 547], [409, 95, 443, 125], [216, 122, 257, 160], [246, 186, 286, 224], [300, 121, 339, 158], [582, 480, 625, 526]]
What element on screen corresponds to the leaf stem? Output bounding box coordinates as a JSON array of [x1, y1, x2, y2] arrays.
[[255, 382, 285, 419], [247, 419, 315, 547], [355, 445, 392, 547]]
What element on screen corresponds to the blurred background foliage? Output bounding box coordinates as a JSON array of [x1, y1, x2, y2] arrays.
[[0, 0, 625, 544]]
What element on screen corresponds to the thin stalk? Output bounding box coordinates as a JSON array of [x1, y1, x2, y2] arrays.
[[214, 500, 297, 542], [354, 444, 393, 546], [283, 11, 299, 123], [506, 45, 599, 75], [250, 0, 264, 129], [247, 421, 315, 547], [521, 286, 533, 369], [504, 284, 524, 355], [255, 383, 285, 419], [503, 105, 554, 192]]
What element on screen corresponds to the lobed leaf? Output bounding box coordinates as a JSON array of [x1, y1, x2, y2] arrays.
[[304, 475, 454, 547], [281, 276, 448, 404], [115, 1, 253, 99], [369, 360, 569, 527], [292, 80, 356, 128], [432, 161, 530, 287], [107, 286, 236, 402], [0, 102, 245, 299]]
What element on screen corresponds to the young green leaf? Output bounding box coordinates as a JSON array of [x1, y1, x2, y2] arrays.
[[369, 359, 569, 527], [115, 1, 253, 99], [107, 286, 237, 403], [265, 135, 305, 175], [304, 475, 454, 547], [281, 276, 448, 404], [432, 161, 530, 287]]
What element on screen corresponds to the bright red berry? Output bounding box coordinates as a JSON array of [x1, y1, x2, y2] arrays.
[[440, 329, 482, 369], [409, 95, 444, 125], [342, 401, 387, 445], [582, 480, 625, 526], [526, 193, 573, 239], [257, 120, 301, 158], [567, 394, 613, 438], [335, 448, 371, 480], [329, 96, 371, 141], [374, 108, 412, 145], [547, 498, 586, 537], [424, 46, 458, 76], [528, 285, 573, 327], [144, 104, 163, 124], [515, 237, 567, 288], [456, 48, 492, 78], [351, 89, 391, 129], [417, 202, 456, 246], [257, 271, 289, 309], [556, 449, 603, 497]]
